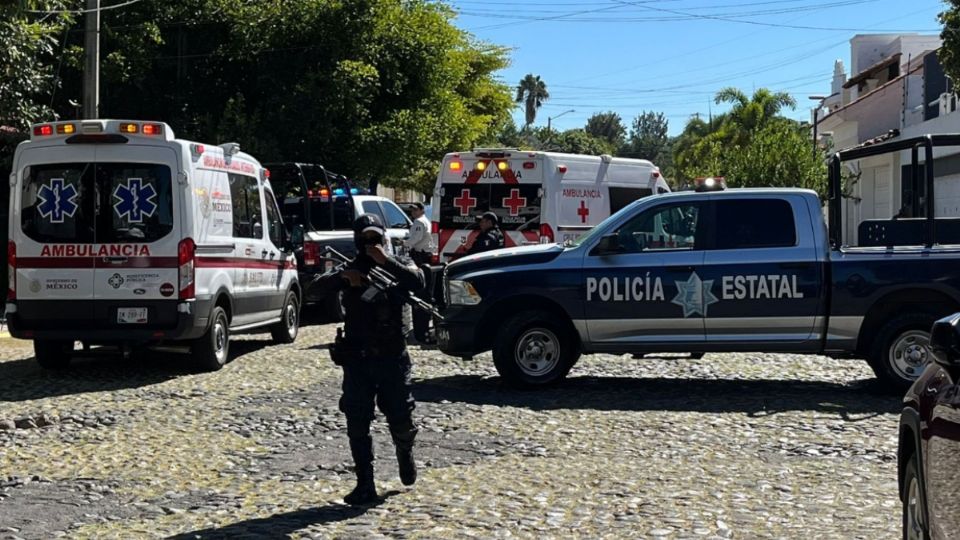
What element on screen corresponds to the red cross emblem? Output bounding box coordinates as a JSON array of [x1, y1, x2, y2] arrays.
[[577, 200, 590, 224], [453, 189, 477, 216], [502, 188, 527, 216]]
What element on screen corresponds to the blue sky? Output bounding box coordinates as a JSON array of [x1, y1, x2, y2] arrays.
[[449, 0, 946, 136]]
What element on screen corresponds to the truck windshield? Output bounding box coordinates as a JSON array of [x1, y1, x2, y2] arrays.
[[567, 199, 643, 248], [20, 162, 174, 244]]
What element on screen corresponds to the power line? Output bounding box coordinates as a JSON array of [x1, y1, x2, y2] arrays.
[[26, 0, 148, 15]]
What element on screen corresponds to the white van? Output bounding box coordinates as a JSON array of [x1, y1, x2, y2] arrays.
[[431, 149, 670, 262], [6, 120, 301, 371]]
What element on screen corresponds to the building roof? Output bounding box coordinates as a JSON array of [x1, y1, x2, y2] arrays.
[[844, 53, 902, 89]]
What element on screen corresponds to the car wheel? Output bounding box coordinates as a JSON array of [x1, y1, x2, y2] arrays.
[[869, 313, 936, 392], [492, 311, 580, 388], [34, 340, 73, 370], [325, 290, 346, 322], [902, 452, 927, 540], [193, 306, 230, 371], [270, 292, 300, 344]]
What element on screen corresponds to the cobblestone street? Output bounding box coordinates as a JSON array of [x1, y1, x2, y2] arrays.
[[0, 319, 902, 539]]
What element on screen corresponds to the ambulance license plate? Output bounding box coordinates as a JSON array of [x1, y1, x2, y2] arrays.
[[117, 308, 148, 324]]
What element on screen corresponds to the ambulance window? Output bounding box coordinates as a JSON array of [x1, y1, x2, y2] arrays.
[[616, 203, 700, 252], [21, 163, 95, 243], [361, 201, 386, 223], [264, 189, 283, 246], [229, 174, 263, 238], [609, 187, 653, 214], [713, 199, 796, 250], [96, 163, 174, 243]]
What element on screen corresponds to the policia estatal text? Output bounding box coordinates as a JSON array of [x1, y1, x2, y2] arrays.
[[317, 214, 425, 505]]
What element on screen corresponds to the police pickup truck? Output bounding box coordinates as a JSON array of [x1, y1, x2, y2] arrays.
[[436, 135, 960, 390]]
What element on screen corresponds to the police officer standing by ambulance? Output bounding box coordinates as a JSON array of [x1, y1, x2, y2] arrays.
[[464, 211, 504, 255], [317, 214, 425, 505]]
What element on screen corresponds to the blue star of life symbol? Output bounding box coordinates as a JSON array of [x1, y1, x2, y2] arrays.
[[37, 178, 79, 223], [671, 271, 719, 318], [113, 178, 158, 223]]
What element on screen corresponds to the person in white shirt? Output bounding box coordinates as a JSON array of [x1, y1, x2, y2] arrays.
[[405, 202, 435, 344], [405, 203, 433, 264]]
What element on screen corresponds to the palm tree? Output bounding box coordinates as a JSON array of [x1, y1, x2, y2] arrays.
[[516, 74, 549, 128], [714, 87, 796, 137]]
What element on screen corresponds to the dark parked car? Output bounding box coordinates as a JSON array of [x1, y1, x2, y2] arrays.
[[899, 313, 960, 540]]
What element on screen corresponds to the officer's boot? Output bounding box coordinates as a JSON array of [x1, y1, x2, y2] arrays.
[[344, 435, 379, 505], [391, 422, 418, 486]]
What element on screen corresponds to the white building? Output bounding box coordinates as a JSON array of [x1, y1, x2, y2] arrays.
[[812, 34, 946, 245]]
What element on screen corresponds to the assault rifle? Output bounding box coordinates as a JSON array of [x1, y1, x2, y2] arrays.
[[317, 246, 443, 321]]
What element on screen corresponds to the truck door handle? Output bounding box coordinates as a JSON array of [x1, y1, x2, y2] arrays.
[[261, 250, 269, 258], [779, 262, 813, 270], [667, 266, 694, 272]]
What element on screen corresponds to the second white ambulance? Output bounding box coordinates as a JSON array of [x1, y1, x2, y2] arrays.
[[431, 149, 670, 262], [6, 120, 301, 371]]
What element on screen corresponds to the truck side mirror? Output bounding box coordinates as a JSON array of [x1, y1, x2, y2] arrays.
[[930, 313, 960, 368], [591, 233, 624, 256]]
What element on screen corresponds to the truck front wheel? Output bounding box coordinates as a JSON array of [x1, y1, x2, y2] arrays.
[[868, 313, 936, 392], [493, 311, 580, 388]]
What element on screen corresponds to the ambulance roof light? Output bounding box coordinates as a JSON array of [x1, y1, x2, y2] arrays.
[[32, 125, 52, 137], [497, 161, 508, 171], [119, 123, 139, 134], [56, 124, 76, 135], [476, 161, 487, 171], [449, 161, 462, 172], [142, 123, 163, 136]]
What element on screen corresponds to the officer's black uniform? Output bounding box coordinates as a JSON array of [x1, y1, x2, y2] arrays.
[[466, 211, 505, 255], [317, 214, 425, 505]]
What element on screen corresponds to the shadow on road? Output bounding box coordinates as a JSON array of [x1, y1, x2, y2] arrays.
[[165, 493, 398, 540], [414, 375, 900, 420], [0, 339, 274, 403]]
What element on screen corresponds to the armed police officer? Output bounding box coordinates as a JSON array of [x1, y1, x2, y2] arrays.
[[316, 214, 425, 505], [464, 211, 504, 255]]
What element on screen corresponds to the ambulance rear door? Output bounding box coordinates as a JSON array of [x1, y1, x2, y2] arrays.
[[436, 152, 544, 260], [91, 144, 182, 329], [14, 146, 97, 329]]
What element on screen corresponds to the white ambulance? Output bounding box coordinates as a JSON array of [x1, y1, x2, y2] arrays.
[[6, 120, 301, 371], [431, 149, 670, 262]]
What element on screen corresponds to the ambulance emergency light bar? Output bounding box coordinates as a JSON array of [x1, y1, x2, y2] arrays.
[[30, 120, 172, 142]]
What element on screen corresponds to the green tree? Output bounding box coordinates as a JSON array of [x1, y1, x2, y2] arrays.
[[53, 0, 514, 194], [585, 111, 626, 147], [515, 73, 549, 128], [622, 111, 669, 162], [546, 129, 615, 155], [714, 87, 796, 144], [941, 2, 960, 82]]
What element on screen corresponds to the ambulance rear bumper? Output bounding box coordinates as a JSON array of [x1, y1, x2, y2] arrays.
[[7, 298, 212, 342]]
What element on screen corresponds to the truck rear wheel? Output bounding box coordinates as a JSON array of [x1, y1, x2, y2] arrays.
[[493, 311, 580, 388], [34, 340, 73, 370], [325, 290, 346, 322], [868, 312, 936, 392], [193, 306, 230, 371]]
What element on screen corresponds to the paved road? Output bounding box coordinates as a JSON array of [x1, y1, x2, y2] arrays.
[[0, 319, 901, 539]]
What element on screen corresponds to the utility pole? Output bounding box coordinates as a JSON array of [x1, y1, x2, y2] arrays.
[[83, 0, 100, 119]]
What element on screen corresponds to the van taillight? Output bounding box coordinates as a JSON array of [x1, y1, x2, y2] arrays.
[[303, 241, 320, 266], [178, 238, 196, 300], [7, 242, 15, 301], [539, 224, 554, 244]]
